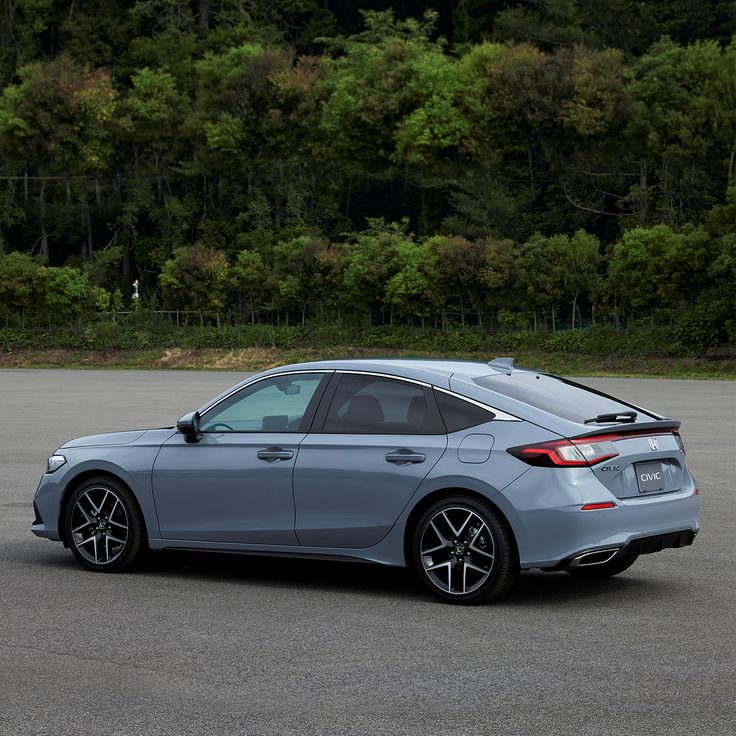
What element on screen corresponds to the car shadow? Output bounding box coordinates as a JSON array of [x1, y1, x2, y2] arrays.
[[137, 549, 683, 606], [27, 545, 686, 606], [146, 549, 427, 601]]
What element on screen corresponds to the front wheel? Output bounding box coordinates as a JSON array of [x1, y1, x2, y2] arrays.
[[64, 476, 146, 572], [565, 551, 639, 579], [411, 495, 519, 605]]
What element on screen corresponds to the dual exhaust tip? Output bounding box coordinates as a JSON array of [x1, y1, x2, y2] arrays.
[[569, 548, 620, 567]]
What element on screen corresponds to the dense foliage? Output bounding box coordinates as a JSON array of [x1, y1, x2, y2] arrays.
[[0, 2, 733, 346]]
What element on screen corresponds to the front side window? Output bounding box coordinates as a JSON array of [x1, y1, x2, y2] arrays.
[[323, 374, 443, 434], [200, 373, 326, 433]]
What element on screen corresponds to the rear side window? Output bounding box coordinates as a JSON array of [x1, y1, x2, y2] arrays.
[[473, 373, 657, 424], [323, 374, 443, 434], [435, 390, 495, 433]]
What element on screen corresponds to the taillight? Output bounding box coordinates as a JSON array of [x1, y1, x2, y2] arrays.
[[509, 427, 684, 468], [507, 437, 619, 467]]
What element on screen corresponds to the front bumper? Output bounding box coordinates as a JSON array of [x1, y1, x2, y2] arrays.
[[31, 468, 69, 541]]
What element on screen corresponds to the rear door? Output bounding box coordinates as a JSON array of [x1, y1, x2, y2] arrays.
[[293, 373, 448, 548]]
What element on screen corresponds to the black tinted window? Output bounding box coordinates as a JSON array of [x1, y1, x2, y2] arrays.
[[324, 375, 442, 434], [435, 391, 495, 432], [473, 373, 656, 423]]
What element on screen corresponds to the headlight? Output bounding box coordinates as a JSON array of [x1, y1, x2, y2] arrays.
[[47, 455, 67, 473]]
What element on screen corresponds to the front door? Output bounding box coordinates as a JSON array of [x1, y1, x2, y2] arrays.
[[152, 371, 329, 544]]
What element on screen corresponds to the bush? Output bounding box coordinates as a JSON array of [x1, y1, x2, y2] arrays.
[[673, 310, 720, 353], [44, 267, 89, 323]]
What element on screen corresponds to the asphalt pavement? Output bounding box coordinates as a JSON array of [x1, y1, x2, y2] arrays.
[[0, 369, 734, 735]]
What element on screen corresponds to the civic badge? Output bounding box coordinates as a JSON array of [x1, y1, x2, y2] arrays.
[[648, 437, 659, 451]]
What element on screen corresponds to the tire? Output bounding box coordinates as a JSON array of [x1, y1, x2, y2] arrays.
[[64, 476, 146, 573], [565, 551, 639, 579], [411, 495, 519, 605]]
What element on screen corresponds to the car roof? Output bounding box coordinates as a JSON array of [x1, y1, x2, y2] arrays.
[[263, 358, 504, 386]]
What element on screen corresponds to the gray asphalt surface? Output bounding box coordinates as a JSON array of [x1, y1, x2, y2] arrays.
[[0, 369, 734, 735]]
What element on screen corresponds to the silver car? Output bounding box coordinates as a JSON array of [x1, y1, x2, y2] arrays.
[[32, 358, 700, 604]]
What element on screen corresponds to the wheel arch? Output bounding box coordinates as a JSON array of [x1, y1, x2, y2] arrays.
[[402, 487, 519, 568], [58, 469, 148, 547]]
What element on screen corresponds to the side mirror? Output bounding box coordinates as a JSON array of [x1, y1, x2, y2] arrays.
[[177, 411, 201, 443]]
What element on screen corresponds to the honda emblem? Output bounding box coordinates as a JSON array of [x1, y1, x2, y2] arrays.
[[648, 437, 659, 451]]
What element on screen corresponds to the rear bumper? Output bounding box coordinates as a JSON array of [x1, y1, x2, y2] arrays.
[[547, 528, 696, 571], [494, 466, 700, 569]]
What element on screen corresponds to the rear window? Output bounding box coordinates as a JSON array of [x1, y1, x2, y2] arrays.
[[473, 373, 656, 424], [435, 391, 495, 432]]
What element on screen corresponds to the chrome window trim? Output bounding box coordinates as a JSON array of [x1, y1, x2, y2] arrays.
[[199, 370, 331, 418], [199, 368, 521, 423], [433, 386, 522, 422], [333, 369, 431, 388]]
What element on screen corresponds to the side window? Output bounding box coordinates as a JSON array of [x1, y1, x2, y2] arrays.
[[323, 375, 442, 434], [200, 373, 326, 433], [435, 390, 495, 433]]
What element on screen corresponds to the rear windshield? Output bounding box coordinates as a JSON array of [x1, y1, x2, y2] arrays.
[[473, 373, 657, 424]]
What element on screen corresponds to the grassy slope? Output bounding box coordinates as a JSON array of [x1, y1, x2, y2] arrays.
[[0, 346, 733, 378]]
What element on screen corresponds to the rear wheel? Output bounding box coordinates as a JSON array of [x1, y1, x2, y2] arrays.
[[565, 551, 639, 579], [64, 476, 146, 572], [411, 495, 519, 605]]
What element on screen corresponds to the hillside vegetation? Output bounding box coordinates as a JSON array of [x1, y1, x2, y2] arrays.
[[0, 2, 734, 365]]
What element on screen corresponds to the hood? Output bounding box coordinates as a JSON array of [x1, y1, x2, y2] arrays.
[[60, 429, 149, 449]]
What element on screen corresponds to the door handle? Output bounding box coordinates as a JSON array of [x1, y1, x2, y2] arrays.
[[385, 450, 426, 465], [257, 447, 294, 462]]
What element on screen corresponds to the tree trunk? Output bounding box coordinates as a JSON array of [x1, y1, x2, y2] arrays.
[[527, 145, 534, 187], [460, 294, 465, 328], [39, 180, 48, 259], [87, 208, 94, 258], [552, 306, 556, 332], [571, 290, 578, 330], [639, 160, 648, 223], [198, 0, 209, 29]]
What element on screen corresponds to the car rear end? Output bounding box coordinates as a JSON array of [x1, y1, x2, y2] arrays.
[[452, 369, 700, 570]]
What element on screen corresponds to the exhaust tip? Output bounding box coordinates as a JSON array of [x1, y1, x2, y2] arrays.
[[569, 548, 620, 567]]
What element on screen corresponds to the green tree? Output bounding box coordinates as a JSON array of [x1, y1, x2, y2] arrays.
[[0, 250, 45, 324], [44, 266, 89, 323], [159, 243, 230, 311], [625, 38, 735, 225], [231, 249, 268, 323]]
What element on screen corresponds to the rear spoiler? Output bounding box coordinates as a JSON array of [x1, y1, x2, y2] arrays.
[[573, 420, 681, 440]]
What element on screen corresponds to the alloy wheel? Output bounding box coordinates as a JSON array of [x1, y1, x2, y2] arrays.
[[69, 486, 129, 565], [419, 506, 495, 595]]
